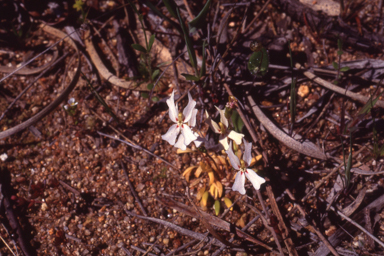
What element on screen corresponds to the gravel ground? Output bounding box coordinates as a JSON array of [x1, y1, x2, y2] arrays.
[[1, 0, 384, 256]]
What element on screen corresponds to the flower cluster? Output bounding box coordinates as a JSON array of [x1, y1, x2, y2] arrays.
[[161, 90, 265, 195]]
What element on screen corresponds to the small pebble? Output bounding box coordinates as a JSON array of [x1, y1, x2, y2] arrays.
[[136, 183, 145, 192], [41, 203, 48, 211]]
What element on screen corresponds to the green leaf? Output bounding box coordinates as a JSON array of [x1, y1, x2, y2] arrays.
[[247, 47, 269, 77], [73, 0, 84, 11], [131, 44, 147, 53], [177, 8, 197, 74], [288, 40, 293, 68], [83, 74, 119, 122], [214, 200, 220, 216], [337, 50, 343, 56], [188, 0, 212, 32], [163, 0, 178, 18], [151, 69, 160, 80], [151, 96, 159, 102], [231, 110, 244, 133], [345, 135, 353, 189], [358, 91, 383, 116], [157, 61, 172, 67], [340, 66, 350, 72], [379, 143, 384, 156], [148, 34, 155, 52], [147, 83, 154, 90], [332, 61, 339, 70], [200, 41, 207, 78], [141, 92, 149, 99], [338, 38, 343, 50], [181, 73, 200, 81], [141, 0, 182, 34], [127, 0, 139, 14]]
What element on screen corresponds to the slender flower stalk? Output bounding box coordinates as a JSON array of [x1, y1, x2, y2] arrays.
[[161, 90, 198, 150], [226, 140, 265, 194], [206, 106, 244, 150]]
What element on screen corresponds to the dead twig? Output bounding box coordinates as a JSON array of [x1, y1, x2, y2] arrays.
[[182, 0, 195, 20], [248, 94, 327, 160], [328, 203, 384, 249], [165, 240, 197, 256], [142, 227, 167, 256], [304, 71, 384, 108], [185, 187, 236, 248], [285, 189, 340, 256], [246, 202, 284, 255], [301, 145, 367, 202], [58, 180, 81, 196], [0, 52, 68, 122], [266, 185, 299, 256], [130, 245, 157, 256], [119, 201, 229, 248], [1, 174, 35, 256], [119, 160, 148, 216], [97, 131, 177, 170], [156, 196, 273, 251], [314, 194, 384, 255], [0, 24, 81, 140], [243, 0, 272, 33]]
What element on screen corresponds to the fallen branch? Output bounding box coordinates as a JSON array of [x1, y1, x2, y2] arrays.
[[119, 201, 228, 248], [119, 160, 148, 216], [304, 71, 384, 108], [271, 0, 384, 51], [1, 173, 35, 256], [314, 194, 384, 255], [247, 95, 327, 160], [156, 196, 273, 251], [0, 24, 81, 140], [266, 185, 299, 256]]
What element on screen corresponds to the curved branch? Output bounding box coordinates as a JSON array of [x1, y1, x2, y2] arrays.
[[0, 24, 81, 140]]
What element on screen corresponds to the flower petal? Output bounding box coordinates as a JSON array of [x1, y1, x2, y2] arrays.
[[161, 124, 180, 145], [183, 92, 196, 123], [243, 139, 252, 167], [174, 134, 187, 150], [245, 169, 265, 190], [181, 125, 197, 146], [166, 90, 178, 123], [219, 135, 230, 150], [193, 132, 204, 148], [225, 141, 240, 170], [228, 130, 244, 145], [232, 171, 246, 195], [188, 109, 198, 127], [215, 106, 228, 128]]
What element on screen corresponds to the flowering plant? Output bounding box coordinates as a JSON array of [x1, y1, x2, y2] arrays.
[[161, 90, 198, 150], [161, 90, 265, 201], [205, 106, 244, 150], [226, 140, 265, 194]]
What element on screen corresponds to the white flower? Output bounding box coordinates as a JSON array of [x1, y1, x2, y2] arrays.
[[68, 98, 78, 107], [162, 90, 198, 150], [206, 106, 244, 150], [64, 98, 78, 110], [226, 140, 265, 194], [0, 153, 8, 162]]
